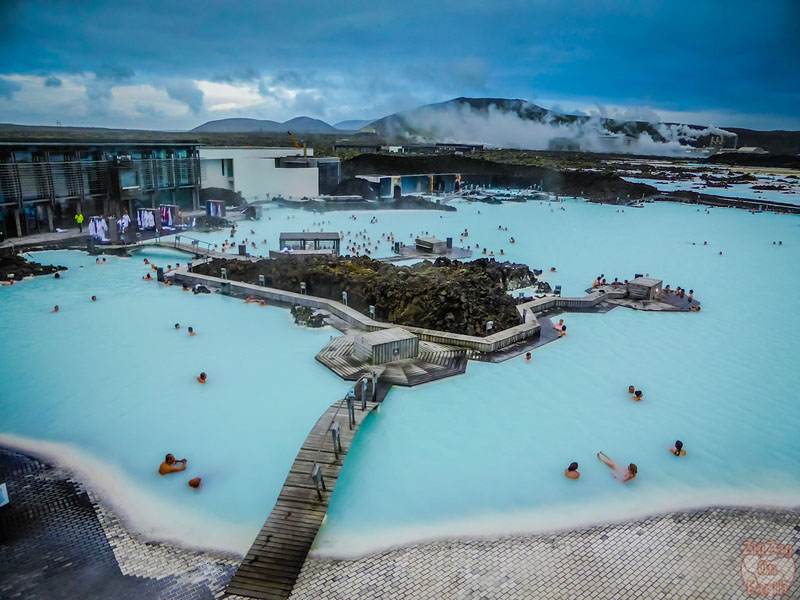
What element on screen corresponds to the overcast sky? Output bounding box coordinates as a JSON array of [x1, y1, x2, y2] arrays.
[[0, 0, 798, 131]]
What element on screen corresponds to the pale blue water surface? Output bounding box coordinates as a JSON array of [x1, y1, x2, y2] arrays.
[[2, 199, 799, 556]]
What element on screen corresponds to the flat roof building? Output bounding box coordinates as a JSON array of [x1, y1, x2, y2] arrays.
[[0, 141, 200, 240], [199, 147, 340, 203]]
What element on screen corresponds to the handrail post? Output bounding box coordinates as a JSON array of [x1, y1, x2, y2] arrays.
[[346, 392, 355, 429], [330, 422, 341, 461]]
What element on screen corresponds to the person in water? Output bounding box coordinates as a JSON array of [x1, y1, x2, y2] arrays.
[[174, 323, 180, 329], [51, 305, 59, 313], [671, 440, 687, 456], [91, 296, 97, 302], [553, 319, 564, 331], [565, 462, 580, 479], [54, 272, 61, 279], [188, 477, 202, 489], [188, 327, 196, 337], [143, 273, 152, 280], [628, 385, 635, 394], [632, 390, 643, 401], [197, 372, 207, 384], [596, 452, 637, 482], [559, 325, 567, 337], [525, 352, 531, 361], [159, 453, 187, 475]]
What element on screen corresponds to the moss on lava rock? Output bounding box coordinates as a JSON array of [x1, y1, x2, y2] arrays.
[[194, 255, 534, 336]]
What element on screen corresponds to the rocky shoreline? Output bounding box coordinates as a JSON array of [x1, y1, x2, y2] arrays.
[[193, 255, 534, 336], [0, 248, 66, 282]]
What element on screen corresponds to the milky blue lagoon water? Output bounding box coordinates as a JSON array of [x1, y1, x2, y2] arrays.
[[622, 174, 800, 205], [2, 199, 799, 556]]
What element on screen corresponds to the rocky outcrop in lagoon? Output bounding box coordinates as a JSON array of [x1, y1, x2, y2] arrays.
[[194, 255, 534, 336]]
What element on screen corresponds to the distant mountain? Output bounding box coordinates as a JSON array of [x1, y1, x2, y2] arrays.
[[281, 116, 338, 133], [334, 119, 376, 131], [191, 118, 280, 133], [191, 116, 337, 134], [364, 97, 668, 140]]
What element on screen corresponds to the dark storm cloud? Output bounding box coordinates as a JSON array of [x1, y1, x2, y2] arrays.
[[0, 78, 22, 99], [165, 80, 204, 114], [0, 0, 798, 128], [211, 68, 260, 84], [95, 64, 135, 81]]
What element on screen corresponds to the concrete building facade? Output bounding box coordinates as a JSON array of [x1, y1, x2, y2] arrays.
[[199, 147, 330, 202]]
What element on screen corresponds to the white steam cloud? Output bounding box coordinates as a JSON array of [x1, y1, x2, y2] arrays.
[[388, 101, 736, 156]]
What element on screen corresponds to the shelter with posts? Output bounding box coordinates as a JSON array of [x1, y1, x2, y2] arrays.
[[275, 231, 340, 256], [627, 277, 663, 300], [353, 327, 419, 364]]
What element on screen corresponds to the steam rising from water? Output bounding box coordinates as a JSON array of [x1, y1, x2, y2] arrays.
[[389, 101, 736, 156]]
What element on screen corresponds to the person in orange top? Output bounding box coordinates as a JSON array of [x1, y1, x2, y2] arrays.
[[197, 372, 207, 384]]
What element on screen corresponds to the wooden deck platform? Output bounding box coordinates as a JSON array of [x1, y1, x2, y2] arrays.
[[316, 336, 468, 386], [226, 377, 381, 600]]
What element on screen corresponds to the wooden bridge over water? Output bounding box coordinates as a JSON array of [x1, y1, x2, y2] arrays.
[[226, 376, 384, 600]]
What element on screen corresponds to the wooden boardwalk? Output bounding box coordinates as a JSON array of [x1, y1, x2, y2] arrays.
[[226, 377, 381, 600], [316, 337, 468, 386]]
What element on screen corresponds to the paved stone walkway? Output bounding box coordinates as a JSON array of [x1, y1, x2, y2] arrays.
[[0, 447, 239, 600], [2, 446, 799, 599], [286, 508, 800, 600]]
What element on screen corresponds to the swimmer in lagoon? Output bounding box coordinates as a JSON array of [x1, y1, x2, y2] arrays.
[[54, 272, 60, 279], [174, 323, 180, 329], [51, 305, 59, 313], [671, 441, 686, 456], [632, 390, 643, 401], [550, 267, 556, 273], [91, 296, 97, 301], [525, 352, 531, 361], [565, 462, 580, 479], [628, 385, 635, 394], [596, 452, 637, 482], [188, 327, 196, 336], [197, 372, 207, 384], [143, 273, 152, 280], [559, 325, 567, 337], [553, 319, 564, 331], [188, 477, 202, 489], [158, 453, 187, 475]]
